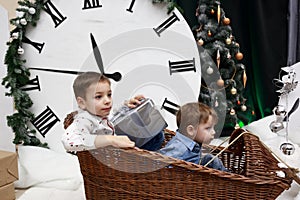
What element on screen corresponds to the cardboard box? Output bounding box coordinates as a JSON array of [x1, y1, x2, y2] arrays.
[[0, 150, 18, 187], [0, 183, 15, 200]]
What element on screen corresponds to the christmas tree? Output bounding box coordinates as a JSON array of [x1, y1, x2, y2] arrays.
[[194, 0, 253, 136]]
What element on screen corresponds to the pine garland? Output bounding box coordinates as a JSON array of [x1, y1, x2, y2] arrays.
[[2, 0, 47, 147]]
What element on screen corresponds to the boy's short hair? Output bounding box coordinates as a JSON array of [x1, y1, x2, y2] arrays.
[[73, 71, 110, 99], [176, 102, 217, 136]]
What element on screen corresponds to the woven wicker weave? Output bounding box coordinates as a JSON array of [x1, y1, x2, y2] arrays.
[[64, 112, 298, 200]]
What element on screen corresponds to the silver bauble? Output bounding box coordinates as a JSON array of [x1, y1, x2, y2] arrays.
[[280, 142, 295, 155], [269, 121, 284, 133]]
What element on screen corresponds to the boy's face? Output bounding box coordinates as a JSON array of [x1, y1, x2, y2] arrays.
[[193, 115, 216, 144], [78, 81, 112, 117]]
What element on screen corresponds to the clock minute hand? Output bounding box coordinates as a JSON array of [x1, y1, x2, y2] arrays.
[[90, 33, 122, 82], [90, 33, 105, 74]]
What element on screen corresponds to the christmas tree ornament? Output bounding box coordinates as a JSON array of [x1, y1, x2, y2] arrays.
[[223, 17, 230, 25], [28, 7, 36, 15], [216, 49, 220, 68], [20, 18, 27, 25], [11, 32, 19, 39], [17, 47, 24, 55], [206, 66, 213, 74], [234, 123, 240, 129], [280, 142, 295, 155], [235, 52, 243, 60], [207, 30, 212, 37], [231, 87, 237, 95], [217, 5, 221, 24], [241, 104, 247, 111], [271, 67, 299, 155], [227, 52, 231, 59], [210, 9, 215, 15], [198, 14, 208, 25], [235, 42, 240, 47], [197, 38, 204, 46], [214, 97, 219, 107], [217, 78, 224, 87], [230, 108, 236, 115], [243, 70, 247, 88], [237, 100, 241, 105], [225, 38, 231, 45]]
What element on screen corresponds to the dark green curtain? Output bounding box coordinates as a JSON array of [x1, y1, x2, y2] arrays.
[[178, 0, 288, 121]]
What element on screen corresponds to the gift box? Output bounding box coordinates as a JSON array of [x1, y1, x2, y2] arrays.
[[0, 150, 18, 200], [112, 98, 167, 147], [0, 183, 15, 200]]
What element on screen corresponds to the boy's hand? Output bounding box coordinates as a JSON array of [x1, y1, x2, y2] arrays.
[[111, 135, 135, 148], [95, 135, 135, 148], [125, 94, 145, 108]]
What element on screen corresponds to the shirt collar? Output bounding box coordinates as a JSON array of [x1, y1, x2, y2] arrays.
[[175, 130, 201, 151]]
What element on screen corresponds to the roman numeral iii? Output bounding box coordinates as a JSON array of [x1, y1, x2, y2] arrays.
[[169, 58, 196, 75]]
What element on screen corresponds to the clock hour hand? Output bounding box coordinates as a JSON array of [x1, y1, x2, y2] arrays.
[[90, 33, 122, 82]]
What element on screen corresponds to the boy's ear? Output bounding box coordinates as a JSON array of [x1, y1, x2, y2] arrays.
[[76, 96, 86, 109], [186, 125, 196, 139]]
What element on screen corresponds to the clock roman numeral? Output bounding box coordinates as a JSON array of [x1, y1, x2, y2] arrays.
[[153, 12, 180, 37], [169, 58, 196, 75], [161, 98, 180, 116], [43, 0, 67, 28], [126, 0, 136, 13], [82, 0, 102, 10], [21, 76, 41, 91], [31, 106, 60, 137], [22, 36, 45, 54]]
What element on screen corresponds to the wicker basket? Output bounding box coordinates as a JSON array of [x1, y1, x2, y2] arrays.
[[64, 112, 299, 199]]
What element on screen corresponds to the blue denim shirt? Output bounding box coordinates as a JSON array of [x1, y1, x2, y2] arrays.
[[158, 130, 228, 171], [158, 131, 202, 164]]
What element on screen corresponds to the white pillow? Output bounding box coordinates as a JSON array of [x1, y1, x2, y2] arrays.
[[15, 146, 83, 190]]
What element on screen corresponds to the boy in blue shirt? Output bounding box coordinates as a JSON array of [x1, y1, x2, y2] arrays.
[[159, 102, 227, 171]]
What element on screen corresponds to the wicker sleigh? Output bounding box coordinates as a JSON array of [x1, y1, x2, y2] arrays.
[[64, 112, 299, 200]]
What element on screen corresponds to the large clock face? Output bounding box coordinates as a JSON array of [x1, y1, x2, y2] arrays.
[[22, 0, 201, 152]]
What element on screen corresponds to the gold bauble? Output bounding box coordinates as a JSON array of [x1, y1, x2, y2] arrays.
[[197, 38, 204, 46], [223, 17, 230, 25], [235, 52, 243, 60], [225, 38, 231, 45], [217, 78, 224, 87], [241, 104, 247, 111], [231, 87, 237, 95]]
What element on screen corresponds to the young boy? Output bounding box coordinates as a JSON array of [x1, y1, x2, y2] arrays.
[[62, 71, 163, 152], [158, 102, 227, 171]]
